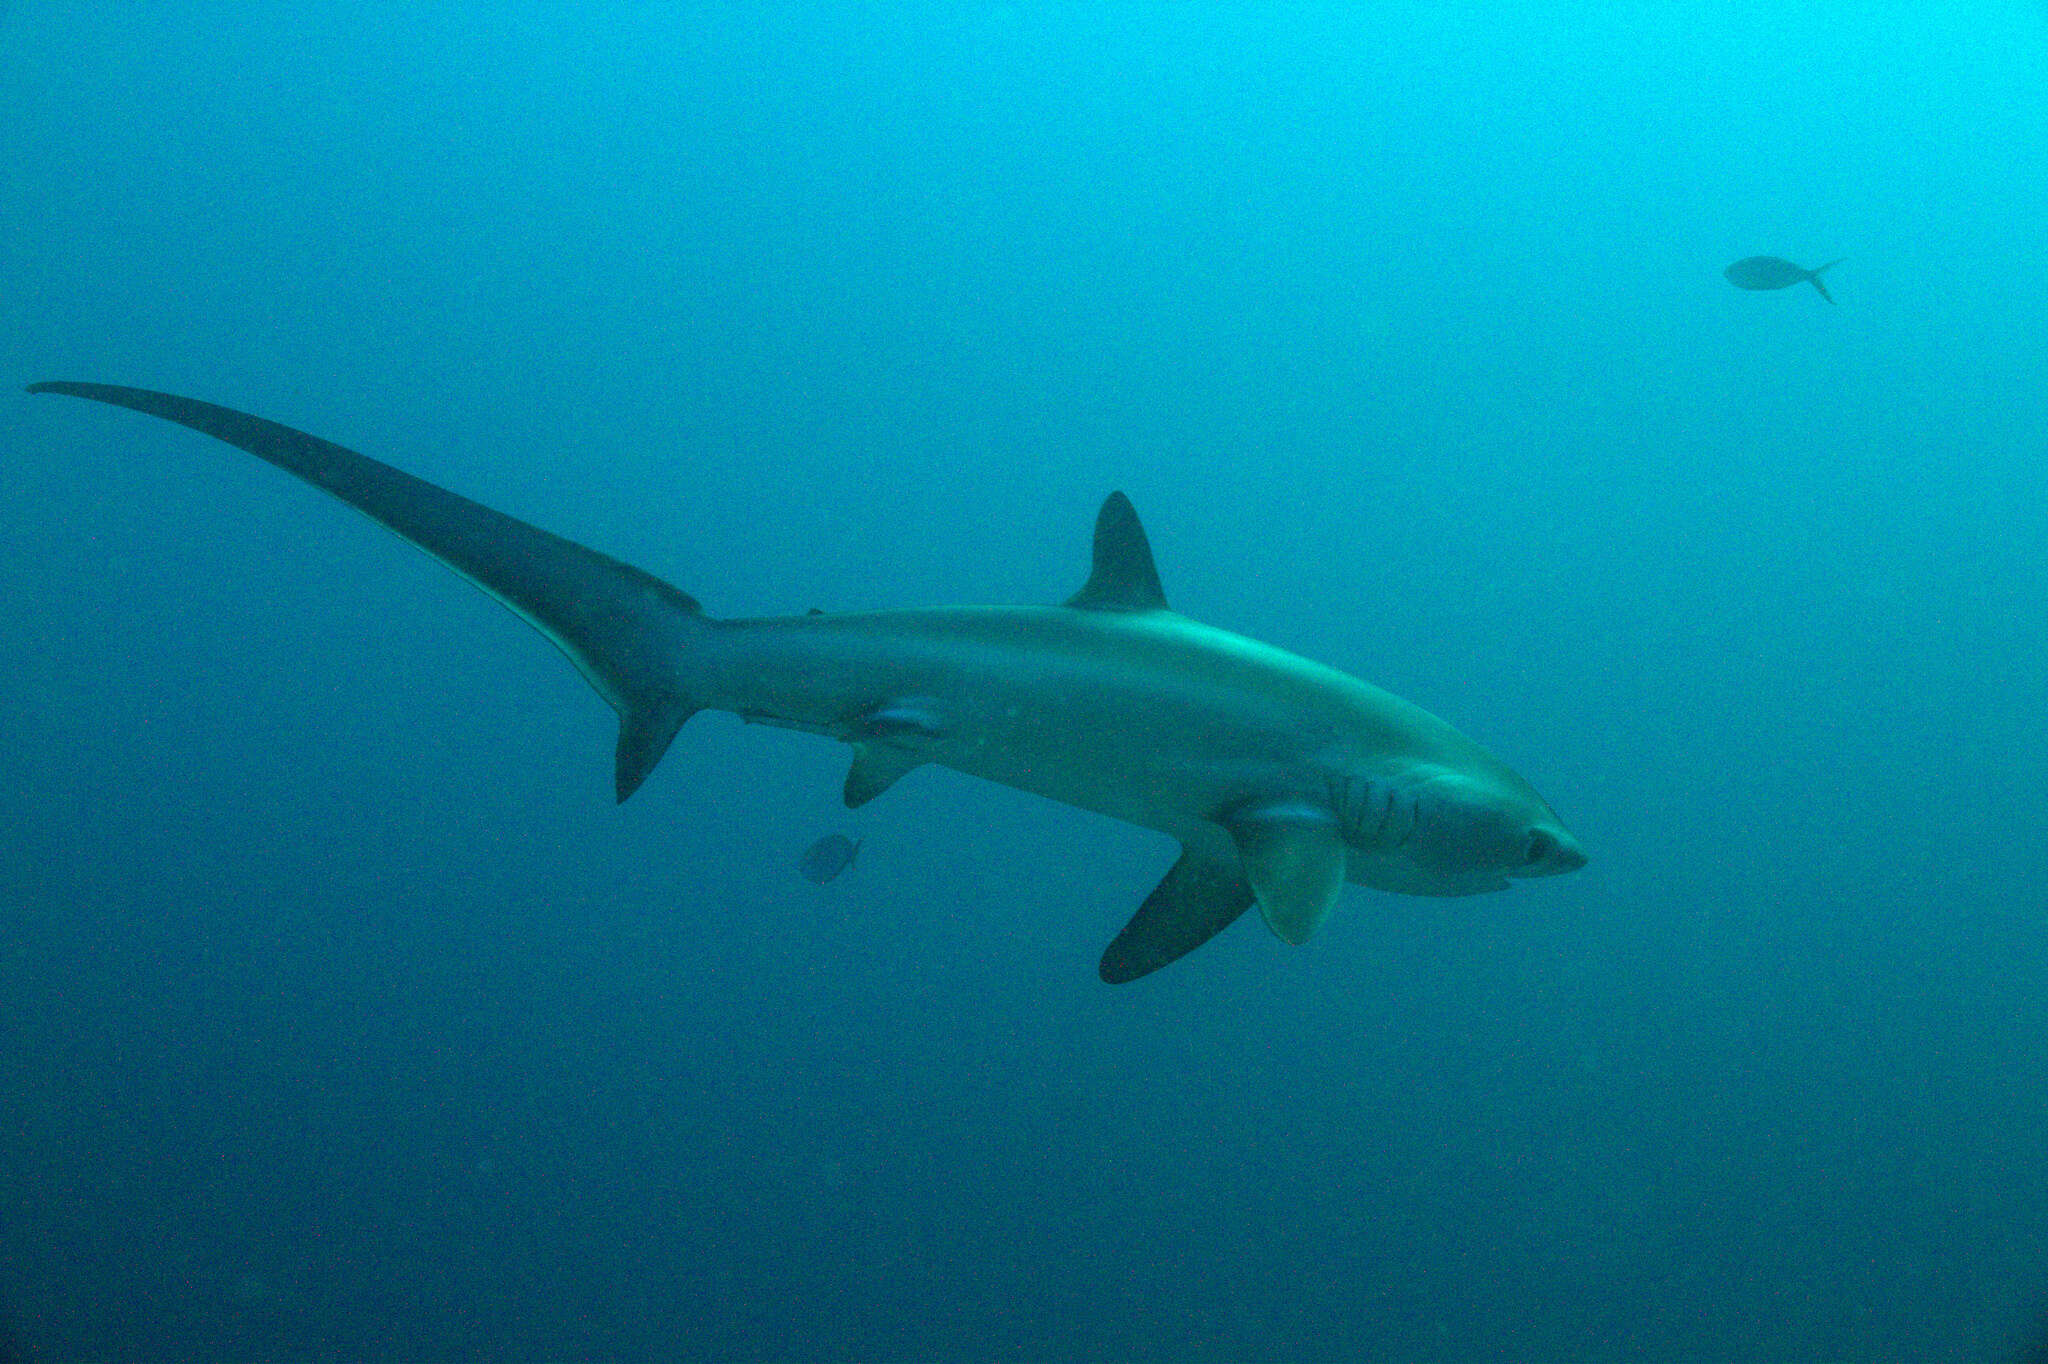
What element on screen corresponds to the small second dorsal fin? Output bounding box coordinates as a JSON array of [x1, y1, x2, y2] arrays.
[[1064, 491, 1168, 612]]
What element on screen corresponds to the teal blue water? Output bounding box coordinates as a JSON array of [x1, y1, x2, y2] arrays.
[[4, 5, 2047, 1359]]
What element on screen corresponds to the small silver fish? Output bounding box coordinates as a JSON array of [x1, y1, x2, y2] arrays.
[[800, 833, 861, 884], [1724, 256, 1842, 303]]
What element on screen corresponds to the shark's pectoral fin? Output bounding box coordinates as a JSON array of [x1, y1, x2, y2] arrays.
[[843, 743, 922, 808], [1099, 847, 1254, 984], [1224, 803, 1348, 946]]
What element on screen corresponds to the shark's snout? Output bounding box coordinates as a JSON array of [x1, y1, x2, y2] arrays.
[[1517, 826, 1587, 877]]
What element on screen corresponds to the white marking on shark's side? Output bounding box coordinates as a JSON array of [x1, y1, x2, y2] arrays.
[[27, 382, 1585, 982]]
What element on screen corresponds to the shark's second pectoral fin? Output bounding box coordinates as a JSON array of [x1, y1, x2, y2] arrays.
[[1224, 803, 1348, 946], [1099, 847, 1254, 984]]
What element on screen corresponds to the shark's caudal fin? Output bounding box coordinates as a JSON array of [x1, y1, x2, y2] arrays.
[[27, 382, 708, 801], [1808, 258, 1842, 304]]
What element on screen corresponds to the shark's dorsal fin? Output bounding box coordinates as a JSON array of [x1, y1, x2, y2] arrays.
[[1065, 492, 1168, 613]]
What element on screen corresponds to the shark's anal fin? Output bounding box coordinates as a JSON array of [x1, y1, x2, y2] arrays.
[[1099, 848, 1254, 984], [1065, 491, 1169, 613], [1224, 802, 1348, 945], [28, 381, 708, 802]]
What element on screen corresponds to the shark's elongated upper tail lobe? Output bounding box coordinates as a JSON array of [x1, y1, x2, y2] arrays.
[[27, 382, 710, 800]]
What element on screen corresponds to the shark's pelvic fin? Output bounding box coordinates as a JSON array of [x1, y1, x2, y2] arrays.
[[1065, 491, 1169, 613], [1224, 802, 1349, 946], [27, 382, 708, 802], [854, 698, 946, 742], [843, 743, 921, 808], [838, 698, 941, 807], [1099, 846, 1254, 984]]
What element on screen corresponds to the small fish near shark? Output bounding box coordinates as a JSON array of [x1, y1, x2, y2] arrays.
[[26, 382, 1585, 983], [1724, 255, 1842, 303], [800, 834, 861, 884]]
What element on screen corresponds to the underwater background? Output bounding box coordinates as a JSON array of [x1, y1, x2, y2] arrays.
[[3, 4, 2047, 1360]]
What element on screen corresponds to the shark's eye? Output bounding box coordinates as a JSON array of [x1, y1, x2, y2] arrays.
[[1525, 830, 1559, 866]]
